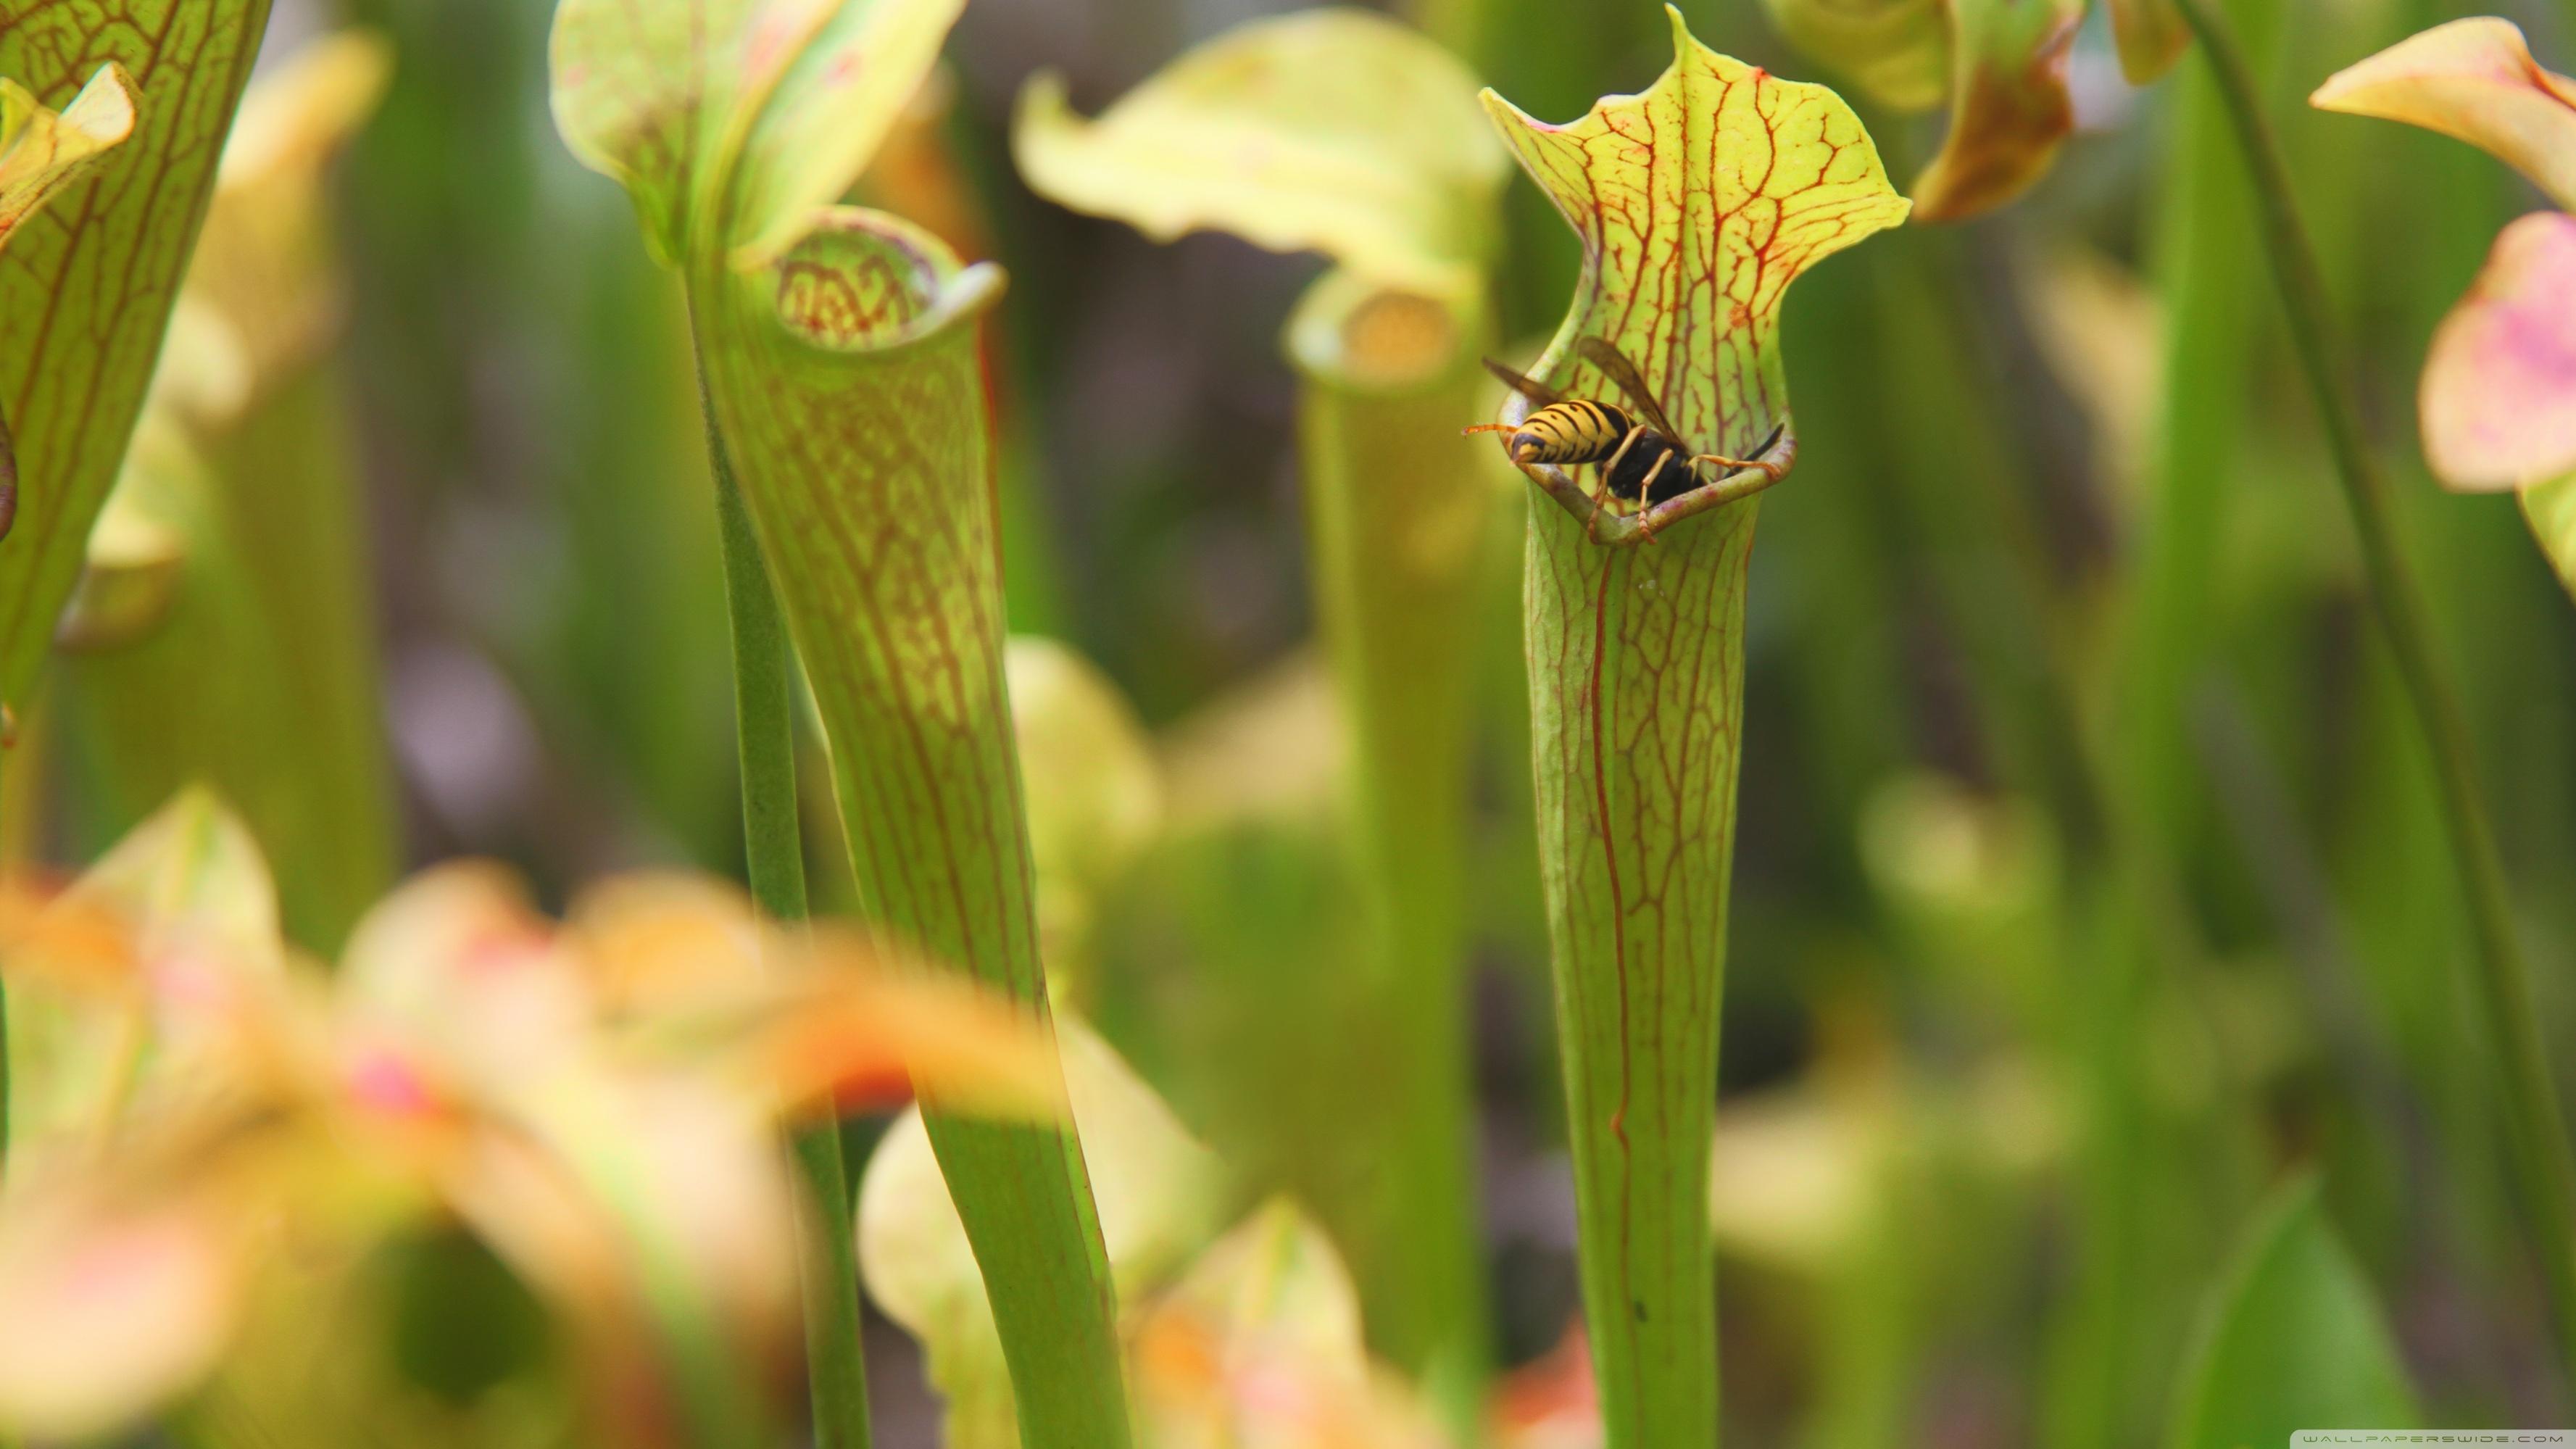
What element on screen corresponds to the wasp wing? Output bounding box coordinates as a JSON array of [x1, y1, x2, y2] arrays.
[[1482, 356, 1566, 409], [1575, 337, 1682, 442]]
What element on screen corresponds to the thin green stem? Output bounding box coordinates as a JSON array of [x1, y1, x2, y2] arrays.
[[2174, 0, 2576, 1389], [702, 389, 873, 1449]]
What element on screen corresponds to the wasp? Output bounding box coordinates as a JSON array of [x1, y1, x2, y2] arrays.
[[1467, 337, 1782, 531]]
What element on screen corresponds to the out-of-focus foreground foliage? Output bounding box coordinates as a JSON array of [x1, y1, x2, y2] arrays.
[[5, 0, 2576, 1445]]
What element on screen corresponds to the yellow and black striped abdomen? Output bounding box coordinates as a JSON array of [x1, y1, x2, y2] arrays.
[[1507, 399, 1634, 465]]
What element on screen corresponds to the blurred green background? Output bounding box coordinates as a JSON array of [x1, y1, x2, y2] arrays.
[[40, 0, 2576, 1443]]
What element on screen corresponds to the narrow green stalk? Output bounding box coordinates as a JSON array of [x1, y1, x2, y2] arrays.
[[702, 394, 873, 1449], [2174, 0, 2576, 1387]]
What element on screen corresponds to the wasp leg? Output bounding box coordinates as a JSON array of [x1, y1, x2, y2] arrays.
[[1631, 452, 1681, 544], [1462, 423, 1516, 437], [1687, 452, 1786, 483]]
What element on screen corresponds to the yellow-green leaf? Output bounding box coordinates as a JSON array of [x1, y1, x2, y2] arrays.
[[0, 1, 274, 704], [549, 0, 963, 268], [1756, 0, 1952, 114], [2311, 17, 2576, 213], [0, 62, 136, 250], [1014, 9, 1506, 295], [2418, 209, 2576, 493], [723, 0, 964, 269], [1908, 0, 2083, 222], [1482, 12, 1903, 1446], [2105, 0, 2189, 86], [549, 0, 761, 262]]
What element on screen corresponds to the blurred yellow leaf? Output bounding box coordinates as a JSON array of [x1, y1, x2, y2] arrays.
[[58, 412, 198, 655], [2418, 210, 2576, 492], [1005, 636, 1163, 993], [1014, 9, 1505, 296], [55, 784, 281, 989], [0, 63, 136, 252], [857, 1016, 1227, 1448], [2312, 17, 2576, 213], [1131, 1199, 1446, 1449], [180, 30, 394, 415]]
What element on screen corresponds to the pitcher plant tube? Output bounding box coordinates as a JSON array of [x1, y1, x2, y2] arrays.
[[1475, 11, 1908, 1447], [1013, 9, 1510, 1402], [549, 2, 1130, 1445]]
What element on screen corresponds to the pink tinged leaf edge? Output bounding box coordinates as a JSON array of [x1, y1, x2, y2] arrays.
[[2311, 16, 2576, 213], [2420, 210, 2576, 492]]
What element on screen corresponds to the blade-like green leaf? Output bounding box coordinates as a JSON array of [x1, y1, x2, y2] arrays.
[[697, 207, 1133, 1449], [2166, 1179, 2420, 1449], [0, 1, 273, 704], [1480, 11, 1905, 1447]]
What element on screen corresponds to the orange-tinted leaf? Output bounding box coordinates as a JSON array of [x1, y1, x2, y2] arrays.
[[2311, 17, 2576, 213], [562, 871, 765, 1011], [2419, 211, 2576, 491], [1908, 0, 2082, 223]]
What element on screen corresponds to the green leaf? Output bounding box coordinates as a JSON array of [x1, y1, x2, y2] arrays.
[[1479, 10, 1904, 1448], [1013, 8, 1507, 295], [0, 1, 273, 704], [694, 207, 1133, 1449], [2166, 1179, 2420, 1449]]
